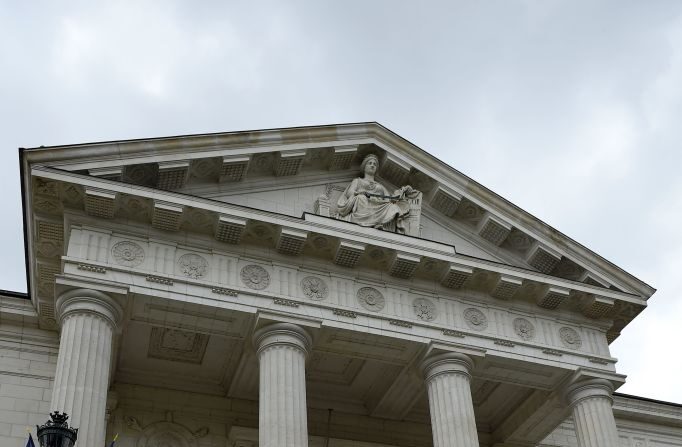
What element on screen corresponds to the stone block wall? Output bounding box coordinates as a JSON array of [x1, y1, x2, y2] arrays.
[[0, 296, 59, 447]]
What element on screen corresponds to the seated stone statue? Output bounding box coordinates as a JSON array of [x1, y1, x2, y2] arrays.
[[336, 154, 421, 235]]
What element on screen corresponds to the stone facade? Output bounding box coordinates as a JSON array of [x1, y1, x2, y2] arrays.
[[0, 123, 677, 446]]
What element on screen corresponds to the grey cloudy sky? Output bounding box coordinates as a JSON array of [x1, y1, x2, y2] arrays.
[[2, 1, 681, 402]]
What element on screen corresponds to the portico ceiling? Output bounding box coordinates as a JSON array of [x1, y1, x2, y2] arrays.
[[113, 293, 575, 446]]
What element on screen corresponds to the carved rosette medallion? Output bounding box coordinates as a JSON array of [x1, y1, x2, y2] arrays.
[[111, 241, 145, 267], [513, 318, 535, 340], [463, 308, 488, 331], [413, 298, 436, 321], [301, 276, 328, 301], [177, 253, 209, 279], [240, 265, 271, 290], [357, 287, 385, 312], [559, 327, 582, 349]]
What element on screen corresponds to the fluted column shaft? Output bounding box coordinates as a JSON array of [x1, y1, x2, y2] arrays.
[[51, 289, 122, 447], [254, 323, 312, 447], [422, 353, 479, 447], [566, 379, 620, 447]]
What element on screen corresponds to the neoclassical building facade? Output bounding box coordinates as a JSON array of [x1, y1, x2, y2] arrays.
[[1, 123, 680, 446]]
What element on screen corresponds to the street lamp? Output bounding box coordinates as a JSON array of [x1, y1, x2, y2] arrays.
[[36, 411, 78, 447]]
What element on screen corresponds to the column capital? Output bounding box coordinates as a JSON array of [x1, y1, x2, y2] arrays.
[[253, 322, 313, 356], [421, 352, 474, 382], [56, 288, 123, 329], [564, 378, 615, 407]]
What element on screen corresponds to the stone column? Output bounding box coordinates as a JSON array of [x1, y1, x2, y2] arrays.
[[565, 379, 620, 447], [51, 289, 122, 447], [421, 353, 479, 447], [253, 323, 312, 447]]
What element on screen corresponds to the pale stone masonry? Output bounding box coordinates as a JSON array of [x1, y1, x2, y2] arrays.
[[0, 295, 58, 447], [0, 122, 679, 446]]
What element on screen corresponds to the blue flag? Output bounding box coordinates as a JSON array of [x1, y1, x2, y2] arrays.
[[25, 433, 35, 447]]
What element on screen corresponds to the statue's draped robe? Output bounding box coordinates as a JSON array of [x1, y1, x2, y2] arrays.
[[337, 178, 415, 233]]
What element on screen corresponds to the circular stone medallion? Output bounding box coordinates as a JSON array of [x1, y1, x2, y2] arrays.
[[559, 327, 582, 349], [357, 287, 385, 312], [513, 318, 535, 341], [240, 265, 271, 290], [463, 308, 488, 331], [301, 276, 329, 301], [413, 298, 436, 321], [177, 253, 209, 279], [111, 241, 145, 267]]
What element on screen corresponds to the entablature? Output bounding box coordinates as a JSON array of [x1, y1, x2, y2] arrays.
[[49, 218, 623, 373], [27, 165, 645, 346]]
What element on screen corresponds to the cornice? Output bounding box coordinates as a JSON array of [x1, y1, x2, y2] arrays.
[[33, 167, 643, 307], [613, 394, 682, 429]]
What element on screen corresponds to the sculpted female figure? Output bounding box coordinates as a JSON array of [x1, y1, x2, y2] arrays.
[[337, 154, 420, 234]]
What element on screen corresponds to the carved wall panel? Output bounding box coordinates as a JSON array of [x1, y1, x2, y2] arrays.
[[148, 327, 209, 364], [125, 414, 208, 447]]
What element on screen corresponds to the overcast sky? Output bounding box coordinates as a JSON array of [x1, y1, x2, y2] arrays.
[[1, 1, 681, 403]]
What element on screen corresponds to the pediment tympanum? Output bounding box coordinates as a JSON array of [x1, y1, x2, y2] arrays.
[[20, 123, 653, 343]]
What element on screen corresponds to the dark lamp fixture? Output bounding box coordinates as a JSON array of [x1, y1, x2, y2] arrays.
[[36, 411, 79, 447]]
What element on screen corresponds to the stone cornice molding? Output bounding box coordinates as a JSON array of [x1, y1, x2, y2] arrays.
[[56, 288, 123, 329], [421, 352, 475, 383], [253, 323, 313, 357], [564, 378, 615, 408]]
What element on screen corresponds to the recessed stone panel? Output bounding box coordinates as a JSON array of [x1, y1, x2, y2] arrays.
[[37, 220, 64, 244], [152, 201, 183, 231], [491, 275, 522, 300], [526, 242, 561, 274], [440, 264, 473, 289], [380, 154, 411, 186], [330, 145, 357, 170], [334, 240, 365, 268], [220, 155, 251, 182], [579, 271, 610, 288], [275, 150, 306, 176], [215, 215, 247, 244], [148, 327, 209, 364], [581, 295, 615, 319], [157, 160, 190, 190], [37, 262, 60, 283], [389, 252, 421, 279], [84, 188, 117, 218], [89, 166, 123, 181], [429, 186, 462, 217], [477, 213, 512, 246], [276, 228, 308, 256], [537, 286, 570, 309]]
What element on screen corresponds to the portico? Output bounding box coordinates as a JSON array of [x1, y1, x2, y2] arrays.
[[17, 123, 653, 447]]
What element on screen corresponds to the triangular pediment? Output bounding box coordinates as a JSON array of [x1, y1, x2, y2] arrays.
[[21, 122, 654, 341]]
